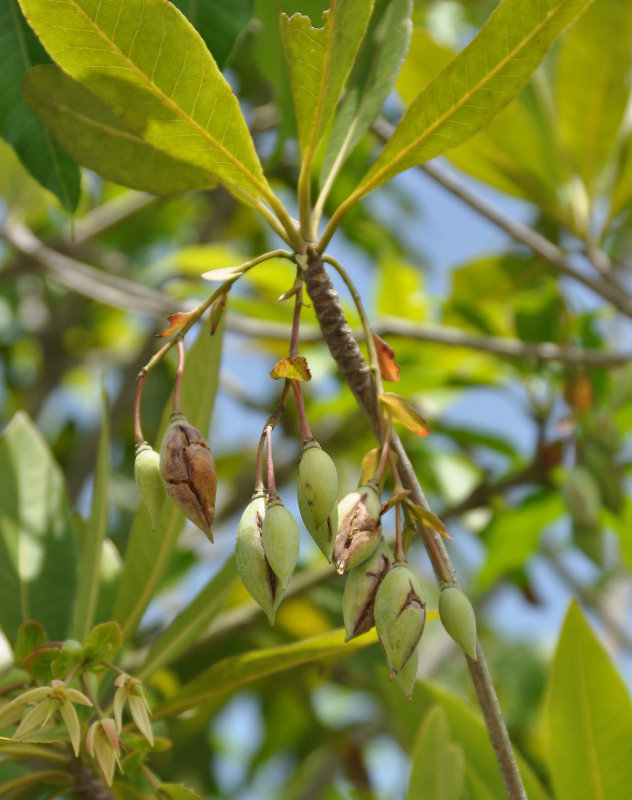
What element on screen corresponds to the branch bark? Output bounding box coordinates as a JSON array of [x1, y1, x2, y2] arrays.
[[304, 253, 527, 800]]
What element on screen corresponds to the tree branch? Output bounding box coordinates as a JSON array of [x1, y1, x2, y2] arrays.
[[372, 118, 632, 318], [304, 253, 527, 800]]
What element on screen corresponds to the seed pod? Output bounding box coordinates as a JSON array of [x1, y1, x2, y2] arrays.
[[261, 497, 299, 593], [394, 645, 418, 700], [438, 586, 477, 660], [342, 539, 392, 641], [235, 492, 283, 624], [160, 412, 216, 541], [298, 442, 338, 561], [374, 563, 426, 676], [333, 481, 382, 575], [134, 443, 166, 529]]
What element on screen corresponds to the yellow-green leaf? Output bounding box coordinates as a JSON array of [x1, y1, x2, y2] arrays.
[[280, 0, 374, 165], [406, 706, 464, 800], [17, 0, 272, 202], [154, 628, 376, 718], [269, 356, 312, 382], [22, 65, 218, 195], [546, 601, 632, 800], [379, 391, 429, 436], [353, 0, 596, 200], [405, 502, 449, 538]]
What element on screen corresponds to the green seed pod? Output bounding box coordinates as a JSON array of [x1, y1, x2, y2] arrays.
[[333, 481, 382, 575], [298, 442, 338, 561], [261, 498, 299, 592], [438, 586, 477, 660], [394, 645, 418, 700], [160, 412, 217, 541], [342, 539, 392, 641], [374, 563, 426, 676], [235, 492, 283, 624], [134, 443, 166, 529]]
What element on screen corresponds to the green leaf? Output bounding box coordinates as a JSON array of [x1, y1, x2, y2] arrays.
[[18, 0, 272, 203], [158, 784, 204, 800], [137, 557, 237, 681], [396, 28, 562, 215], [280, 0, 374, 165], [546, 601, 632, 800], [354, 0, 595, 200], [112, 320, 223, 642], [0, 0, 80, 211], [23, 646, 59, 682], [22, 65, 218, 195], [172, 0, 254, 69], [51, 640, 83, 680], [13, 622, 46, 662], [476, 491, 564, 590], [72, 385, 109, 642], [406, 706, 464, 800], [154, 628, 377, 718], [555, 0, 632, 196], [82, 621, 122, 663], [320, 0, 412, 188], [0, 412, 77, 644], [410, 682, 549, 800]]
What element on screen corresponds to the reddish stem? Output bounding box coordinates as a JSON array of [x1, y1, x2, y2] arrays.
[[291, 380, 313, 444], [254, 383, 290, 493], [394, 503, 405, 563], [266, 426, 277, 497]]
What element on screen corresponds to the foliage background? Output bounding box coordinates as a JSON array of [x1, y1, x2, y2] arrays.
[[1, 0, 632, 798]]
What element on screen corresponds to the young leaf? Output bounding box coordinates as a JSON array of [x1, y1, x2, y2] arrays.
[[159, 785, 204, 800], [269, 356, 312, 381], [22, 65, 218, 195], [171, 0, 254, 69], [320, 0, 412, 188], [157, 312, 196, 339], [373, 333, 401, 382], [73, 385, 109, 642], [352, 0, 595, 201], [0, 412, 77, 644], [379, 392, 430, 436], [0, 0, 80, 211], [406, 706, 464, 800], [280, 0, 374, 168], [82, 622, 122, 663], [405, 502, 450, 539], [137, 557, 238, 681], [555, 0, 632, 196], [14, 622, 46, 663], [112, 321, 223, 642], [546, 601, 632, 800], [17, 0, 273, 203], [154, 628, 377, 718]]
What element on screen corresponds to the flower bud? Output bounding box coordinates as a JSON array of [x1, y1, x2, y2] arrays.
[[438, 586, 477, 660], [394, 645, 418, 700], [261, 497, 299, 593], [236, 492, 284, 624], [333, 481, 382, 575], [160, 412, 216, 541], [297, 442, 338, 561], [342, 539, 392, 641], [374, 563, 426, 676], [134, 442, 166, 529]]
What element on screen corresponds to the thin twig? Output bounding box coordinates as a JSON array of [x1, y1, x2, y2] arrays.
[[371, 117, 632, 318], [64, 192, 157, 245]]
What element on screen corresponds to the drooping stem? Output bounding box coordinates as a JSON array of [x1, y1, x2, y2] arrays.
[[266, 426, 277, 497], [172, 339, 185, 413], [133, 373, 147, 445], [254, 383, 290, 493], [304, 253, 527, 800], [394, 503, 405, 563], [292, 380, 313, 444]]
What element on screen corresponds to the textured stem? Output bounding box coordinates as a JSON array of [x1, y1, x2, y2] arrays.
[[304, 254, 527, 800]]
